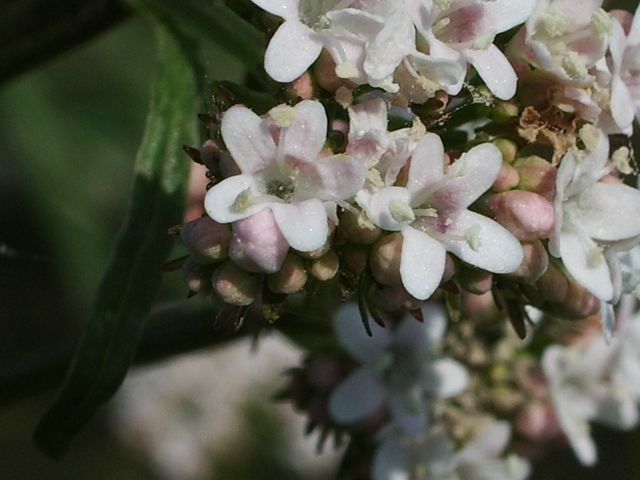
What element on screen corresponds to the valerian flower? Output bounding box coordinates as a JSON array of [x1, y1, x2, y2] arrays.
[[510, 0, 611, 86], [357, 133, 523, 300], [328, 303, 468, 436], [549, 126, 640, 307], [543, 317, 640, 466], [204, 100, 365, 258], [372, 421, 530, 480]]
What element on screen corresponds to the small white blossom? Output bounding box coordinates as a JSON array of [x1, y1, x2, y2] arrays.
[[357, 133, 523, 300], [328, 303, 468, 436]]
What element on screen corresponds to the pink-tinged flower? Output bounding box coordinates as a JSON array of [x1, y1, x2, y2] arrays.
[[417, 0, 537, 100], [606, 7, 640, 134], [250, 0, 377, 83], [357, 133, 523, 300], [373, 422, 530, 480], [204, 100, 365, 253], [549, 127, 640, 304], [510, 0, 610, 86], [328, 303, 468, 436]]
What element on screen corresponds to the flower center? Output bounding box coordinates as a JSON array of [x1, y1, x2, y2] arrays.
[[267, 178, 296, 202]]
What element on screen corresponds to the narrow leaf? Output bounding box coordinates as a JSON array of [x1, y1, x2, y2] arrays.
[[33, 20, 199, 457]]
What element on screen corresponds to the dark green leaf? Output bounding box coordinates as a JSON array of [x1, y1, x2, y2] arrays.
[[33, 19, 199, 457]]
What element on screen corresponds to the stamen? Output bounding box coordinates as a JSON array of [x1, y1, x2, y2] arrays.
[[231, 188, 253, 213], [269, 105, 298, 128], [335, 61, 360, 79], [586, 246, 604, 268], [591, 9, 612, 37], [465, 224, 483, 251], [542, 8, 571, 37], [562, 52, 589, 80], [389, 200, 416, 224], [612, 146, 633, 175]]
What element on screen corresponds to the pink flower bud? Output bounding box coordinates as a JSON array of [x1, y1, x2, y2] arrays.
[[267, 253, 308, 294], [229, 209, 289, 273], [181, 257, 213, 294], [212, 261, 259, 306], [181, 216, 231, 263], [370, 233, 403, 286], [340, 209, 382, 245], [516, 401, 561, 441], [340, 244, 369, 276], [513, 156, 557, 201], [369, 284, 417, 313], [506, 241, 549, 282], [492, 161, 520, 192], [488, 191, 555, 241], [460, 291, 499, 322], [310, 250, 339, 281], [313, 50, 344, 92]]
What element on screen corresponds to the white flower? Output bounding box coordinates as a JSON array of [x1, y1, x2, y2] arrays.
[[372, 422, 531, 480], [510, 0, 610, 86], [328, 303, 468, 436], [250, 0, 371, 83], [357, 133, 523, 300], [204, 100, 365, 254], [606, 6, 640, 134], [549, 127, 640, 304], [543, 322, 640, 466], [417, 0, 537, 100]]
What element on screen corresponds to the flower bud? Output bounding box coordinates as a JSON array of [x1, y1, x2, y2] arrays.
[[313, 50, 343, 92], [492, 138, 518, 163], [369, 284, 413, 312], [307, 357, 343, 391], [370, 233, 403, 286], [487, 191, 555, 241], [442, 254, 456, 283], [212, 261, 259, 306], [492, 162, 520, 192], [490, 100, 519, 124], [513, 156, 557, 201], [290, 72, 314, 99], [460, 290, 499, 322], [181, 216, 231, 263], [458, 267, 493, 294], [181, 257, 213, 294], [515, 401, 561, 441], [267, 253, 308, 294], [229, 209, 288, 273], [340, 209, 382, 245], [506, 241, 549, 282], [310, 250, 339, 281], [340, 244, 369, 276]]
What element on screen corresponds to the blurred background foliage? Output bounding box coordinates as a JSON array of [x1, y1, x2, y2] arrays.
[[1, 1, 640, 479]]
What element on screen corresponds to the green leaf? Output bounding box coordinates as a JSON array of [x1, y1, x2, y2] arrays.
[[33, 19, 199, 457], [134, 0, 266, 69]]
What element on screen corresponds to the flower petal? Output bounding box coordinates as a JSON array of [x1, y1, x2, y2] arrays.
[[571, 183, 640, 242], [460, 421, 510, 460], [422, 358, 469, 398], [558, 228, 614, 301], [388, 389, 427, 436], [221, 105, 276, 173], [407, 133, 445, 196], [332, 303, 392, 364], [440, 210, 524, 274], [359, 186, 413, 232], [265, 20, 323, 83], [328, 367, 387, 424], [271, 199, 328, 252], [465, 44, 518, 100], [372, 435, 411, 480], [204, 175, 265, 223], [281, 99, 328, 163], [479, 0, 537, 34], [297, 154, 366, 202], [400, 227, 447, 300], [430, 143, 502, 211]]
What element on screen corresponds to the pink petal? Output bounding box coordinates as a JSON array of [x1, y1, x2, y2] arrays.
[[265, 20, 323, 82], [465, 44, 518, 100], [297, 154, 366, 201], [271, 199, 329, 252], [407, 133, 445, 196], [221, 105, 276, 173], [281, 99, 327, 164], [204, 175, 265, 223], [400, 227, 446, 300]]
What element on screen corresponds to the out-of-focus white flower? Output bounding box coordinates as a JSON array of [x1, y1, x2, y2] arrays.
[[510, 0, 610, 86], [328, 303, 468, 436], [357, 133, 523, 300], [543, 313, 640, 466], [372, 421, 530, 480], [204, 100, 365, 256], [606, 6, 640, 134], [549, 126, 640, 306]]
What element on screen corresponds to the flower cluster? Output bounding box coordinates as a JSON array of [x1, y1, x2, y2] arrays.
[[174, 0, 640, 477]]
